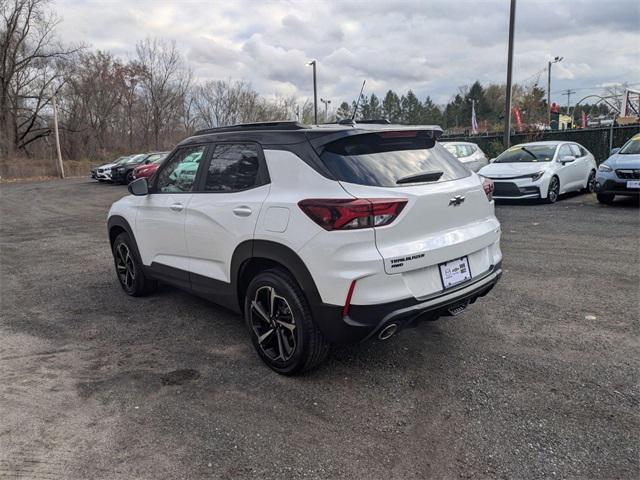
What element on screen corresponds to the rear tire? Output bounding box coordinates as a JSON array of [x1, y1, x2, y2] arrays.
[[244, 269, 329, 375], [545, 176, 560, 203], [584, 170, 596, 193], [597, 193, 615, 204], [112, 232, 157, 296], [126, 170, 134, 184]]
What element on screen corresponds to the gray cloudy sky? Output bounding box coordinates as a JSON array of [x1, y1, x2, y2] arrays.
[[55, 0, 639, 106]]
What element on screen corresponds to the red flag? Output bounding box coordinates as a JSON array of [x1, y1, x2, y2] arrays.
[[581, 111, 587, 128], [512, 107, 522, 130]]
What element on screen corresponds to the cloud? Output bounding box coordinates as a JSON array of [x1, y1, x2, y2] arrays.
[[56, 0, 640, 106]]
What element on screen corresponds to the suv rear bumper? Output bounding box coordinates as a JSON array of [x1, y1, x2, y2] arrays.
[[312, 262, 502, 344]]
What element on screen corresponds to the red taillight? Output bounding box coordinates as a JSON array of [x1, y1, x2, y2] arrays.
[[481, 176, 494, 201], [298, 198, 407, 231]]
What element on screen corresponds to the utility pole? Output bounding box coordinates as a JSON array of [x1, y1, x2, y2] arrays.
[[562, 88, 577, 113], [547, 56, 563, 126], [307, 60, 318, 124], [320, 98, 331, 122], [503, 0, 516, 148], [52, 95, 64, 179]]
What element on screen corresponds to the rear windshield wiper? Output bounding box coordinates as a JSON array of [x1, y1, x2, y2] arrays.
[[396, 171, 443, 185]]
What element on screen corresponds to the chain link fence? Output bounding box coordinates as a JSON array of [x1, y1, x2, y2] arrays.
[[441, 125, 640, 163]]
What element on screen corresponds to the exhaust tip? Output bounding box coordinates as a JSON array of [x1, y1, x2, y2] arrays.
[[378, 323, 399, 341]]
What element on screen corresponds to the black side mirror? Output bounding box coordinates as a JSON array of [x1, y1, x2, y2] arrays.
[[128, 178, 149, 196]]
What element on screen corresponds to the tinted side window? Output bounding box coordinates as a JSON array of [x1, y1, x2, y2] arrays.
[[156, 146, 206, 193], [558, 145, 573, 159], [204, 143, 261, 192], [569, 144, 582, 157]]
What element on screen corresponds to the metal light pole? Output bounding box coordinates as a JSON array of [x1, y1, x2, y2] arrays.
[[320, 98, 331, 122], [503, 0, 516, 148], [547, 56, 563, 126], [307, 60, 318, 124]]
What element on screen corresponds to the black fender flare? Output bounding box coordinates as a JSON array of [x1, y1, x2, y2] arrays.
[[231, 239, 323, 307], [107, 215, 143, 263]]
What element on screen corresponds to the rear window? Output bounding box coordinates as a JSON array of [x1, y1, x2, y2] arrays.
[[319, 132, 470, 187]]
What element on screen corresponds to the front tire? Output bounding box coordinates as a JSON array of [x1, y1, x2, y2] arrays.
[[126, 170, 135, 184], [244, 269, 329, 375], [597, 193, 615, 204], [545, 176, 560, 203], [112, 232, 157, 296]]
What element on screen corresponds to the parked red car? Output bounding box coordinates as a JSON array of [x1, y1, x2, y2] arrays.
[[132, 152, 168, 180]]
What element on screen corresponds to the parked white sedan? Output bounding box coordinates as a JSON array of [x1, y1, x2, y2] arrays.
[[441, 141, 489, 172], [478, 141, 597, 203]]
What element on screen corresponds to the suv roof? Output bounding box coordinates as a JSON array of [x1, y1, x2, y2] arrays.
[[182, 121, 443, 148]]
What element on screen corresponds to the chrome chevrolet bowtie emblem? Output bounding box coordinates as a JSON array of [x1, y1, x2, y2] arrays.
[[449, 195, 465, 206]]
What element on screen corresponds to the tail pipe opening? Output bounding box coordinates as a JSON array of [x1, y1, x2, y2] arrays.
[[377, 323, 399, 341]]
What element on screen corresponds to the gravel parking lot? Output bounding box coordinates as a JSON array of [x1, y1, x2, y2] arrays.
[[1, 178, 638, 480]]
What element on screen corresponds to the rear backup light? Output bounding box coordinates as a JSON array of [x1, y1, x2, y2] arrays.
[[480, 176, 494, 201], [298, 198, 407, 231]]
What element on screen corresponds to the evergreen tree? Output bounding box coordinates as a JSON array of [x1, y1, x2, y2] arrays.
[[336, 101, 351, 120], [401, 90, 423, 124], [421, 96, 442, 125], [357, 93, 371, 119], [382, 90, 402, 122], [369, 93, 382, 119]]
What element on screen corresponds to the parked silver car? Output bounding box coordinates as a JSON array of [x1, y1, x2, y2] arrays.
[[441, 141, 489, 172]]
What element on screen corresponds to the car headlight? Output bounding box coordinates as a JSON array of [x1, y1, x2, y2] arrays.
[[598, 164, 613, 172], [530, 171, 545, 181]]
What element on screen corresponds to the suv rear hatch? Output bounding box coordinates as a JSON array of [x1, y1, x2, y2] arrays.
[[316, 129, 500, 297]]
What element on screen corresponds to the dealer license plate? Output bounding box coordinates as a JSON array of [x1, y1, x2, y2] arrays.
[[439, 256, 472, 289], [627, 180, 640, 189]]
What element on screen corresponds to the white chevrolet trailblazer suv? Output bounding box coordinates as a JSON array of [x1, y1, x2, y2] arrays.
[[107, 121, 502, 374]]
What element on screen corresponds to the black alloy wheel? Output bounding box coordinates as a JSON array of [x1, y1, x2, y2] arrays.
[[586, 170, 596, 193], [546, 176, 560, 203], [250, 285, 298, 363], [112, 232, 157, 296], [244, 270, 329, 375]]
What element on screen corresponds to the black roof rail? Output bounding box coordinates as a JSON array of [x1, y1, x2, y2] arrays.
[[193, 121, 309, 136]]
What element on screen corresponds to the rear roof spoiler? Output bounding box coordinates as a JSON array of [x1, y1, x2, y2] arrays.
[[307, 125, 444, 152]]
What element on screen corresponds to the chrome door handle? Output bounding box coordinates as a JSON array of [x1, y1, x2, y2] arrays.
[[233, 206, 252, 217], [170, 203, 184, 212]]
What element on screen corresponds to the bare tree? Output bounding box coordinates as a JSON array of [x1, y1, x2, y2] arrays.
[[193, 79, 296, 129], [135, 38, 190, 149], [0, 0, 80, 156]]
